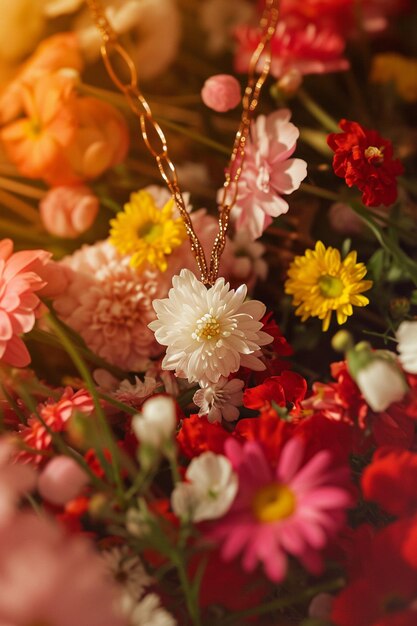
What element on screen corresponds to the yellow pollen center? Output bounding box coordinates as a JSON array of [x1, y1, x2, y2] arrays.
[[193, 313, 221, 341], [318, 274, 344, 298], [252, 483, 296, 523], [137, 221, 163, 242], [364, 145, 384, 164]]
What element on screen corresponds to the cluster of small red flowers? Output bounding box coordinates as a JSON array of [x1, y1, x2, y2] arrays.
[[327, 119, 404, 207]]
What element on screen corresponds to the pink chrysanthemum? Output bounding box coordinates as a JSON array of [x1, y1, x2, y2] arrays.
[[18, 387, 93, 465], [53, 240, 166, 371], [0, 238, 64, 367], [224, 110, 307, 240], [209, 437, 352, 581]]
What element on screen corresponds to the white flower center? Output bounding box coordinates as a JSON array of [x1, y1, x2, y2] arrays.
[[256, 164, 271, 193], [192, 313, 221, 342]]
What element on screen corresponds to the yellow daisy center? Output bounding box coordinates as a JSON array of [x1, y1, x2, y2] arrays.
[[192, 313, 221, 341], [252, 483, 296, 523], [109, 190, 186, 273], [318, 274, 344, 298], [284, 241, 373, 332]]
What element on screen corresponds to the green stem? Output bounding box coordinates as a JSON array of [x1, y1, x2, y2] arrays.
[[297, 88, 340, 133], [220, 577, 345, 625], [156, 116, 231, 156], [28, 327, 127, 380], [300, 183, 339, 202], [46, 314, 124, 497]]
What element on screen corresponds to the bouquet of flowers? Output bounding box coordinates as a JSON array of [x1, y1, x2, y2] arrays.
[[0, 1, 417, 624]]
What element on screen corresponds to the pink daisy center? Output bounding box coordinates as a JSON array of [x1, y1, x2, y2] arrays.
[[251, 482, 296, 523]]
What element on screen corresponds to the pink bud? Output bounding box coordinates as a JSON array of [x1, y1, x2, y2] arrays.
[[201, 74, 241, 112], [40, 186, 99, 238], [38, 456, 89, 506]]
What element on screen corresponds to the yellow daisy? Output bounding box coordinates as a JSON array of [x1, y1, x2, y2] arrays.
[[109, 190, 186, 272], [284, 241, 373, 331]]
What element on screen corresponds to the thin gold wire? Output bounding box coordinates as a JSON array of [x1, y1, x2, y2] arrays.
[[85, 0, 280, 285]]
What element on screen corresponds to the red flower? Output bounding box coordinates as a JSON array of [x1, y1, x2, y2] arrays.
[[176, 414, 230, 459], [327, 120, 404, 207], [362, 448, 417, 517], [243, 371, 307, 417], [332, 519, 417, 626]]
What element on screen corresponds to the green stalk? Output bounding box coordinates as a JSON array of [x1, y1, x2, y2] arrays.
[[297, 88, 340, 133], [219, 577, 345, 625], [46, 314, 124, 497]]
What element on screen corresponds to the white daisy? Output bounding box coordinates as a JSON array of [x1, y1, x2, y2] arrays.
[[101, 546, 153, 601], [193, 376, 244, 423], [122, 592, 176, 626], [148, 269, 272, 385]]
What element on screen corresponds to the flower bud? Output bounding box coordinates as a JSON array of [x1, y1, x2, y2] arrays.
[[396, 320, 417, 374], [201, 74, 241, 112], [40, 186, 99, 238], [38, 456, 88, 506], [132, 396, 176, 449]]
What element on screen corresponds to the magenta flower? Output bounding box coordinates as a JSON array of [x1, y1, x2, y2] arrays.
[[227, 110, 307, 240], [209, 437, 352, 581]]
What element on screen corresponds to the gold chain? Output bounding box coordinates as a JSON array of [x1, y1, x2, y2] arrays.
[[85, 0, 280, 285]]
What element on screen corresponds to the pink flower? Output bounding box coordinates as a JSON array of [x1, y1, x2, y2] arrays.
[[234, 21, 349, 80], [40, 185, 99, 238], [201, 74, 241, 112], [226, 109, 307, 240], [38, 456, 89, 506], [0, 512, 127, 626], [209, 437, 351, 581], [0, 238, 66, 367], [0, 438, 36, 526], [53, 241, 166, 371]]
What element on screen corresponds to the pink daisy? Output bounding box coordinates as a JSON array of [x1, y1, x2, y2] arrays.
[[226, 110, 307, 240], [209, 437, 352, 581]]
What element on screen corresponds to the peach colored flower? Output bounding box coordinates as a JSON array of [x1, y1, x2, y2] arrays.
[[0, 511, 127, 626], [0, 71, 77, 180], [0, 438, 36, 526], [38, 456, 89, 506], [0, 239, 65, 367], [53, 241, 165, 371], [44, 96, 129, 185], [40, 185, 99, 238], [0, 33, 83, 125]]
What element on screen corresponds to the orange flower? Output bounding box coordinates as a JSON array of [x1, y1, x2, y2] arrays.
[[0, 33, 83, 125], [44, 97, 129, 185], [0, 71, 77, 179]]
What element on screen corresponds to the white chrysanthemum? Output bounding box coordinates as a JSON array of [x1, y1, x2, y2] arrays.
[[149, 269, 272, 385], [396, 321, 417, 374], [101, 546, 153, 601], [171, 452, 238, 523], [193, 376, 244, 423]]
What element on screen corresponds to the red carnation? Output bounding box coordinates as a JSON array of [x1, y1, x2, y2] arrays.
[[327, 119, 404, 207], [362, 448, 417, 517]]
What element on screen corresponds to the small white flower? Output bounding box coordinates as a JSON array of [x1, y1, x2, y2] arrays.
[[356, 356, 407, 412], [171, 452, 238, 523], [122, 592, 176, 626], [396, 321, 417, 374], [132, 396, 176, 449], [149, 269, 272, 385], [193, 377, 244, 423], [101, 546, 153, 601]]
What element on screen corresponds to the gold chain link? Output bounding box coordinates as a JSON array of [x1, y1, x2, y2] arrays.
[[85, 0, 280, 285]]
